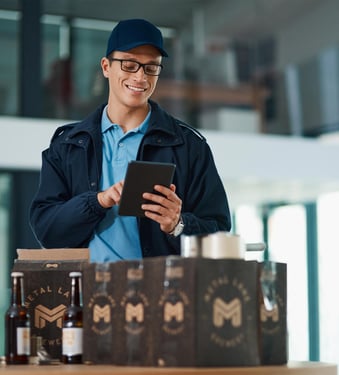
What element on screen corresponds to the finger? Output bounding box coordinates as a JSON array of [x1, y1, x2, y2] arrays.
[[141, 202, 167, 215], [144, 187, 180, 205], [110, 181, 124, 204], [143, 209, 174, 232], [115, 180, 124, 195], [142, 200, 180, 223], [142, 192, 172, 207], [153, 185, 176, 199]]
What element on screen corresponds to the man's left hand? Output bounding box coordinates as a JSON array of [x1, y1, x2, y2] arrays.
[[141, 184, 182, 234]]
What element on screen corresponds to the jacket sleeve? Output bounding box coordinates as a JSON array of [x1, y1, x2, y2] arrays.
[[178, 136, 231, 236], [29, 144, 107, 249]]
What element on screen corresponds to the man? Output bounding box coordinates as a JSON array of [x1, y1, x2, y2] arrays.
[[30, 19, 231, 262]]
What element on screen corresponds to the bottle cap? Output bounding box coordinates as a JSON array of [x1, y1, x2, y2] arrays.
[[11, 271, 24, 277], [69, 272, 82, 278]]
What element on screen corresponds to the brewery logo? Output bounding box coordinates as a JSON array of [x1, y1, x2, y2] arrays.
[[203, 275, 253, 348], [126, 303, 144, 322], [88, 291, 116, 336], [22, 283, 71, 355], [164, 301, 184, 322], [261, 302, 279, 322], [158, 288, 189, 335], [165, 266, 183, 279], [127, 267, 143, 280], [120, 289, 149, 335], [261, 293, 285, 335], [95, 271, 111, 283], [118, 263, 148, 335], [158, 264, 189, 335], [25, 284, 70, 310], [213, 297, 241, 328], [35, 304, 67, 329], [93, 304, 110, 323]]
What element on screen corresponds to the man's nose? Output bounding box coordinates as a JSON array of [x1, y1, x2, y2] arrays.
[[133, 65, 147, 79]]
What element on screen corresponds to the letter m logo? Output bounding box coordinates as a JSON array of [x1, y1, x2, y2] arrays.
[[213, 297, 242, 328], [164, 301, 184, 323], [125, 303, 144, 323], [35, 304, 67, 329], [261, 304, 279, 322], [93, 304, 110, 323]]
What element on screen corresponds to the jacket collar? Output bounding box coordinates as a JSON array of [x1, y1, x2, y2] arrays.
[[66, 100, 182, 143], [66, 104, 105, 139]]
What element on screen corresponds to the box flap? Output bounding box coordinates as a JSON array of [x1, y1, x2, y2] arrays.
[[16, 248, 90, 261]]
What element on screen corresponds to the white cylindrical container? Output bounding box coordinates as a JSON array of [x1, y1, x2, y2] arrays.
[[180, 234, 203, 257], [202, 232, 245, 259]]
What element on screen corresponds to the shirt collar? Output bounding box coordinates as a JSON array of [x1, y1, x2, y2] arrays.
[[101, 105, 151, 135]]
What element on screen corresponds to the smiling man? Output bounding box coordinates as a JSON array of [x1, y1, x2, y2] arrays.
[[30, 19, 231, 262]]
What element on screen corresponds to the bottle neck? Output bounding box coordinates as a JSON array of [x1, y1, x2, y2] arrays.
[[11, 275, 24, 306], [164, 260, 183, 289], [70, 276, 82, 306]]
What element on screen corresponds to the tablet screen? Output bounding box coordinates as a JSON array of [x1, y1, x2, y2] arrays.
[[118, 161, 176, 217]]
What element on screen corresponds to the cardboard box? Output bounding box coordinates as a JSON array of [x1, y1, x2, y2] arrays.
[[195, 258, 261, 366], [260, 261, 288, 365], [116, 258, 163, 366], [155, 257, 262, 367], [153, 256, 196, 367], [82, 258, 164, 366], [12, 248, 89, 359], [82, 262, 122, 364], [83, 256, 262, 367]]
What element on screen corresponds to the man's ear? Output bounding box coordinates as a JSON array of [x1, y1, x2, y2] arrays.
[[101, 57, 110, 78]]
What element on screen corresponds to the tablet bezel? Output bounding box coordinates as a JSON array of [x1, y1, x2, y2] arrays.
[[118, 160, 176, 217]]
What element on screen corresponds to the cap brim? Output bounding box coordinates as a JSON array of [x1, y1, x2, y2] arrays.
[[107, 41, 168, 57]]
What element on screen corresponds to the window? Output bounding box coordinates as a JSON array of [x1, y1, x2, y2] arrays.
[[0, 11, 19, 115], [0, 173, 11, 356], [318, 192, 339, 365], [235, 203, 309, 361], [268, 205, 309, 360]]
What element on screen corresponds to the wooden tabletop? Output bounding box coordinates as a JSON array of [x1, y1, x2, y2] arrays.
[[0, 361, 337, 375]]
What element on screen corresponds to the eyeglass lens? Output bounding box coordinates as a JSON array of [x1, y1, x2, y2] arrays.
[[121, 60, 161, 75]]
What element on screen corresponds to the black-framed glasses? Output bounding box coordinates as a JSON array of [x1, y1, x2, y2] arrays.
[[108, 58, 163, 76]]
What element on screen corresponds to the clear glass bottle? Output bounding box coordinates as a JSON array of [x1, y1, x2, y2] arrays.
[[124, 261, 145, 365], [5, 271, 30, 364], [157, 256, 186, 366], [62, 271, 83, 364]]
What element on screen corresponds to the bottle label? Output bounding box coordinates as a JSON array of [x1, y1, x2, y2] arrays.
[[17, 327, 30, 355], [62, 327, 83, 356]]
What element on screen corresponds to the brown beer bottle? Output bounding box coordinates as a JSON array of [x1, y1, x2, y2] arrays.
[[62, 271, 83, 364], [5, 271, 31, 364], [158, 256, 185, 366]]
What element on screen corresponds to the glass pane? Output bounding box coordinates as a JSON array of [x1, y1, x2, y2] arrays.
[[41, 17, 69, 119], [0, 173, 11, 356], [234, 205, 264, 261], [317, 192, 339, 366], [0, 11, 19, 116], [71, 22, 110, 119], [268, 205, 309, 361]]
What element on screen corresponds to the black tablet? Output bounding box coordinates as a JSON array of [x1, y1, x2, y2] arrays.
[[118, 161, 176, 217]]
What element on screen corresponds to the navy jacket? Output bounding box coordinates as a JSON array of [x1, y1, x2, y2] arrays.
[[30, 100, 231, 257]]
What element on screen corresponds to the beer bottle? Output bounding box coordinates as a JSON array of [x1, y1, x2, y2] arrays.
[[5, 271, 30, 364], [62, 271, 83, 364], [123, 261, 145, 365], [158, 256, 185, 366]]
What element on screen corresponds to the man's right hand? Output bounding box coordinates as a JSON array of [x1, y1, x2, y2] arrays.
[[97, 180, 124, 208]]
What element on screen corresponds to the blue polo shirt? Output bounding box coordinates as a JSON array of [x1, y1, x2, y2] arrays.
[[89, 106, 150, 262]]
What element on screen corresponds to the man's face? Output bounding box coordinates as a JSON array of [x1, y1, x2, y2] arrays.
[[102, 45, 162, 109]]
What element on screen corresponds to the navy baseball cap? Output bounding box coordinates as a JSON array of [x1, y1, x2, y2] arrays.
[[106, 19, 168, 57]]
